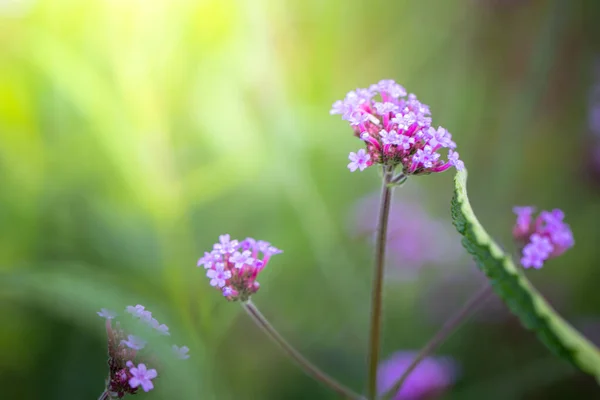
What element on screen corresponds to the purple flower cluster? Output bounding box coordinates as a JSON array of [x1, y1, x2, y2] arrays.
[[330, 79, 464, 175], [197, 234, 282, 301], [513, 207, 574, 269], [97, 305, 189, 398], [378, 351, 458, 400]]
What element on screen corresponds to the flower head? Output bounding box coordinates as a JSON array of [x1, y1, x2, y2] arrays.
[[378, 351, 458, 400], [512, 206, 574, 269], [128, 363, 157, 392], [331, 79, 463, 176], [198, 234, 282, 301]]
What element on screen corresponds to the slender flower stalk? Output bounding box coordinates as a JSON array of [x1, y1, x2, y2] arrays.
[[382, 283, 493, 400], [242, 300, 365, 400], [97, 389, 110, 400], [366, 165, 394, 400]]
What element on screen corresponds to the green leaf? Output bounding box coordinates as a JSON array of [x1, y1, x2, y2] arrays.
[[451, 169, 600, 381]]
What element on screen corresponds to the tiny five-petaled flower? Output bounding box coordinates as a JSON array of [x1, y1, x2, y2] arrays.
[[127, 362, 158, 392]]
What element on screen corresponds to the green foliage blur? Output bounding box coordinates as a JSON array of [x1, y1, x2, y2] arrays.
[[2, 0, 600, 399]]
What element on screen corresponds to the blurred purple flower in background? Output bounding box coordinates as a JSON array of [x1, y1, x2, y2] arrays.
[[378, 351, 458, 400], [353, 190, 464, 280]]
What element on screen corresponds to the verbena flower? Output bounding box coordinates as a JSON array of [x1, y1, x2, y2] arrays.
[[197, 234, 282, 301], [126, 362, 157, 393], [98, 305, 189, 397], [331, 79, 464, 175], [378, 351, 458, 400], [512, 206, 574, 269]]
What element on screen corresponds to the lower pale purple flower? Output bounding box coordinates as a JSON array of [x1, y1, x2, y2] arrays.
[[348, 149, 371, 172], [127, 362, 158, 392], [378, 351, 458, 400]]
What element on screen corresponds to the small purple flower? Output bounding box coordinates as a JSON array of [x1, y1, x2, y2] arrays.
[[128, 362, 158, 392], [213, 234, 239, 254], [126, 305, 148, 319], [222, 286, 236, 297], [379, 129, 401, 145], [447, 150, 464, 171], [378, 351, 457, 400], [374, 102, 399, 115], [413, 145, 440, 168], [521, 234, 554, 269], [240, 237, 257, 251], [348, 149, 371, 172], [197, 250, 221, 268], [348, 111, 370, 126], [206, 263, 232, 288], [121, 335, 147, 350], [150, 319, 170, 336], [427, 126, 456, 149], [97, 308, 117, 319], [230, 250, 254, 269], [172, 345, 190, 360]]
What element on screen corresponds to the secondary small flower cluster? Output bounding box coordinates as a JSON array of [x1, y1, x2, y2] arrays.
[[378, 351, 458, 400], [97, 305, 189, 398], [330, 79, 464, 175], [513, 207, 575, 269], [197, 234, 282, 301]]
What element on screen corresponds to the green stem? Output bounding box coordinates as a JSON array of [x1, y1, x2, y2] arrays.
[[97, 390, 110, 400], [366, 165, 394, 400], [382, 283, 493, 399], [242, 300, 365, 400]]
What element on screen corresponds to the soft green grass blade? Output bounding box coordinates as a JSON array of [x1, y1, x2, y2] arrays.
[[451, 169, 600, 381]]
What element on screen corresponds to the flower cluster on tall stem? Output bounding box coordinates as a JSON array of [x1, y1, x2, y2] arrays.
[[97, 305, 189, 399], [331, 79, 464, 176], [197, 234, 282, 301]]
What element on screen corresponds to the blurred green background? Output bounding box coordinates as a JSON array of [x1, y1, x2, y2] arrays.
[[2, 0, 600, 399]]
